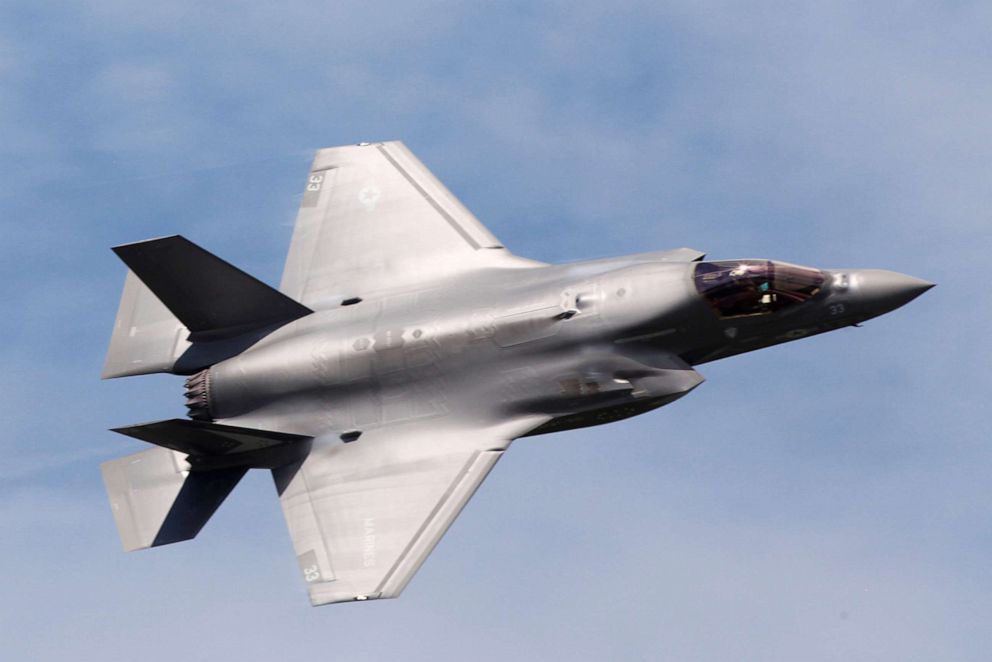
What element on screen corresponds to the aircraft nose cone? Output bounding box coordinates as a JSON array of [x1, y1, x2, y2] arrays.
[[854, 269, 935, 317]]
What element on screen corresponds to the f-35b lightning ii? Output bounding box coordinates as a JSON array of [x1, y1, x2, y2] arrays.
[[101, 141, 933, 606]]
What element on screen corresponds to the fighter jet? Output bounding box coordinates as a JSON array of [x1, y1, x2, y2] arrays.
[[101, 141, 933, 606]]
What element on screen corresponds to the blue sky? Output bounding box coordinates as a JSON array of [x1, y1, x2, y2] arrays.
[[2, 2, 990, 660]]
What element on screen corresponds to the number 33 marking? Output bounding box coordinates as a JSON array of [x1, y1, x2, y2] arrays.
[[306, 174, 324, 192]]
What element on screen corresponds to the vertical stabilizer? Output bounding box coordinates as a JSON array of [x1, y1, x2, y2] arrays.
[[102, 236, 314, 379], [112, 236, 312, 340]]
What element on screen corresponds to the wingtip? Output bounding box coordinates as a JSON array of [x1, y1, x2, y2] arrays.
[[307, 583, 385, 607]]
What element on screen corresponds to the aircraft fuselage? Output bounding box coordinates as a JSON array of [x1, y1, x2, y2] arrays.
[[199, 255, 930, 440]]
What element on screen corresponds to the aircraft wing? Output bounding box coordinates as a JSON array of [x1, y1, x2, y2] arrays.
[[273, 416, 543, 606], [280, 141, 535, 308]]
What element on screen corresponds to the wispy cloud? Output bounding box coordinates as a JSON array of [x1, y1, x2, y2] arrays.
[[1, 2, 989, 660]]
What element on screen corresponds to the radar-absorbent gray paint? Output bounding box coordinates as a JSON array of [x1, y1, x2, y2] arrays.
[[100, 141, 933, 606]]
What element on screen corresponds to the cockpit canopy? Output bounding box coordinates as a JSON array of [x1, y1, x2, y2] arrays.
[[694, 260, 825, 318]]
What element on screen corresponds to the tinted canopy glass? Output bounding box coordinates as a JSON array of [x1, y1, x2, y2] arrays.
[[694, 260, 824, 318]]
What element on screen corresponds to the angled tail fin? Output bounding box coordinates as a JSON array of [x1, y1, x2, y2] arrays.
[[102, 419, 312, 550], [112, 236, 313, 341], [112, 418, 311, 470], [103, 236, 313, 378]]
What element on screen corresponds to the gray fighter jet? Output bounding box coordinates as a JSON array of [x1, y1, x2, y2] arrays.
[[101, 141, 933, 606]]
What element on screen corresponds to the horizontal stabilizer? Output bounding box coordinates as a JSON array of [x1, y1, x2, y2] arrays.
[[101, 446, 247, 550], [113, 236, 313, 341], [102, 270, 190, 379], [112, 418, 312, 470]]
